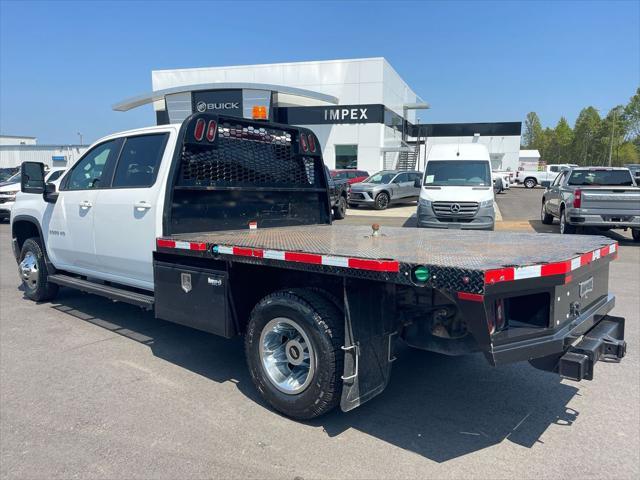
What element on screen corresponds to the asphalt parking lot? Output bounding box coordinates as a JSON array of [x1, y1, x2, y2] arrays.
[[1, 188, 639, 479]]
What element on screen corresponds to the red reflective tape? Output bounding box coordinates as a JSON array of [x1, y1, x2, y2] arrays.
[[156, 238, 175, 249], [457, 292, 484, 302], [599, 246, 609, 258], [484, 268, 514, 284], [541, 260, 570, 277], [252, 249, 264, 258], [564, 274, 573, 285], [233, 247, 254, 257], [347, 258, 399, 272], [580, 253, 592, 266], [284, 251, 323, 264], [189, 242, 207, 251]]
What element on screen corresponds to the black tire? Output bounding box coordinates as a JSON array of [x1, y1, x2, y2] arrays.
[[18, 237, 58, 302], [333, 196, 347, 220], [632, 229, 640, 242], [245, 288, 344, 419], [559, 208, 576, 234], [374, 192, 390, 210], [524, 178, 537, 189], [541, 200, 554, 224]]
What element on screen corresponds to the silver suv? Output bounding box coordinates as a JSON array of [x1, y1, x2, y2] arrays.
[[348, 170, 422, 210]]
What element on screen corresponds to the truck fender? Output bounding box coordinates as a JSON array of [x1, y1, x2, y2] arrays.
[[11, 215, 55, 271]]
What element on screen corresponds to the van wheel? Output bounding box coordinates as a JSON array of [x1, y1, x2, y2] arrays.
[[524, 178, 537, 188], [19, 238, 58, 302], [245, 288, 344, 419], [333, 196, 347, 220], [541, 200, 554, 224], [559, 208, 576, 234], [374, 192, 390, 210]]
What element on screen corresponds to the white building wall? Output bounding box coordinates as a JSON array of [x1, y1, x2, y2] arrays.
[[0, 145, 88, 168], [417, 136, 521, 172], [0, 136, 37, 146], [152, 58, 420, 172]]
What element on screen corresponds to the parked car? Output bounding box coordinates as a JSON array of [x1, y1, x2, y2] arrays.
[[324, 166, 348, 219], [516, 163, 577, 188], [541, 166, 640, 240], [492, 171, 511, 193], [0, 167, 65, 222], [0, 167, 19, 183], [348, 170, 422, 210], [417, 143, 496, 230], [330, 169, 369, 186]]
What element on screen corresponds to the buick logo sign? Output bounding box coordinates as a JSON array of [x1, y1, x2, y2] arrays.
[[450, 203, 461, 214], [195, 100, 240, 112], [196, 101, 207, 113]]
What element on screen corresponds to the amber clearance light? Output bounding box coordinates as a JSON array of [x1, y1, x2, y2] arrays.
[[252, 105, 268, 120]]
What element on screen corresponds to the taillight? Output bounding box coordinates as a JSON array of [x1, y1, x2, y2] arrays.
[[300, 133, 309, 152], [573, 189, 582, 208], [206, 120, 217, 142], [194, 118, 206, 141], [308, 134, 316, 152]]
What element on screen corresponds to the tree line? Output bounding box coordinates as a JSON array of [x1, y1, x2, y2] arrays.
[[521, 88, 640, 167]]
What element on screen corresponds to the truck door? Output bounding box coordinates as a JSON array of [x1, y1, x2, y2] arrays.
[[92, 132, 173, 290], [47, 139, 121, 273]]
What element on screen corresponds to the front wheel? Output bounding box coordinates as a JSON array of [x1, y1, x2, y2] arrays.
[[541, 201, 554, 224], [632, 229, 640, 242], [374, 192, 390, 210], [333, 196, 347, 220], [19, 238, 58, 302], [245, 289, 344, 420], [559, 208, 576, 234]]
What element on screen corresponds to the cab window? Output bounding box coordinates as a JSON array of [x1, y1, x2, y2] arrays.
[[111, 134, 168, 188], [65, 140, 119, 191]]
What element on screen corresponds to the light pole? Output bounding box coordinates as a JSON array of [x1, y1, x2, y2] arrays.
[[607, 109, 616, 167], [77, 132, 83, 146]]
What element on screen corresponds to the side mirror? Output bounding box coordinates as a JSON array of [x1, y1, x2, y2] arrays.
[[414, 178, 421, 188], [44, 182, 58, 203], [21, 162, 46, 194]]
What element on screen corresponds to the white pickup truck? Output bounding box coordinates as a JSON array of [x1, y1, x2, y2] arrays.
[[515, 164, 577, 188], [9, 113, 628, 419]]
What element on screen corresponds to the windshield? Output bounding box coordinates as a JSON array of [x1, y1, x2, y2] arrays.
[[424, 161, 491, 187], [568, 169, 634, 186], [2, 172, 20, 184], [364, 172, 396, 184]]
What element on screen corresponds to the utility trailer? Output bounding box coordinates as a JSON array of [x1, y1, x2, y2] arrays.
[[14, 113, 627, 420]]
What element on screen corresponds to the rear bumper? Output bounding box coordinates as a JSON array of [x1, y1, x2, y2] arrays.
[[566, 208, 640, 228], [491, 294, 626, 380]]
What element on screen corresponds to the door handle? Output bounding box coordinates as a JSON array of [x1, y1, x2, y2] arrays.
[[79, 200, 92, 209], [134, 201, 152, 211]]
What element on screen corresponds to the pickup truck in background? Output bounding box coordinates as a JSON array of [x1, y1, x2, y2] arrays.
[[516, 163, 577, 188], [541, 166, 640, 240], [324, 166, 348, 219], [11, 113, 627, 419]]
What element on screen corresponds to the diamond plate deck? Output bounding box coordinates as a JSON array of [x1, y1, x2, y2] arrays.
[[170, 224, 615, 271]]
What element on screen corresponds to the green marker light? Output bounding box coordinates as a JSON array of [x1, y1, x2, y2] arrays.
[[413, 266, 430, 283]]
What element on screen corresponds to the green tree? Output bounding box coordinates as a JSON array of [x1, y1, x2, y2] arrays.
[[554, 117, 574, 163], [571, 107, 601, 166], [596, 106, 626, 166], [616, 142, 639, 165], [623, 87, 640, 142], [522, 112, 543, 149]]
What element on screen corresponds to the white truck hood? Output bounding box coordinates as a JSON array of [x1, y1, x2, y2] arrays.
[[0, 182, 20, 193]]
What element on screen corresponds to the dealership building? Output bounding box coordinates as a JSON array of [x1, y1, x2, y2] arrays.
[[114, 57, 521, 173]]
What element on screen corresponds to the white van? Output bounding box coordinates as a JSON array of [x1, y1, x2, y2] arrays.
[[416, 143, 495, 230]]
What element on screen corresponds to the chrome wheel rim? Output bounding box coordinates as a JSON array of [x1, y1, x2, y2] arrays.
[[259, 317, 315, 395], [19, 251, 39, 290], [377, 194, 388, 209], [540, 202, 546, 221], [560, 212, 566, 233]]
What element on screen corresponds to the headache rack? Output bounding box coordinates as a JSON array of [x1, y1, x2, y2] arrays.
[[163, 113, 331, 235]]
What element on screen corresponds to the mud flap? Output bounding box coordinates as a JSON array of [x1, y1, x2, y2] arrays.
[[340, 279, 396, 412]]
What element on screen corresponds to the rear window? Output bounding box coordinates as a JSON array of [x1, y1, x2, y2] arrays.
[[112, 134, 168, 188], [567, 169, 633, 186]]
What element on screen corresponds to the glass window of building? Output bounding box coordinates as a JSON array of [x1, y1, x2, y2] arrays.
[[335, 145, 358, 169]]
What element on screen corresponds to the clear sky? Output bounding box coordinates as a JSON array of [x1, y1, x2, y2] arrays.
[[0, 0, 638, 144]]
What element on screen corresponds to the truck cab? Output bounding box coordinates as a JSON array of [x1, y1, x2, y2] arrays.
[[416, 143, 495, 230]]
